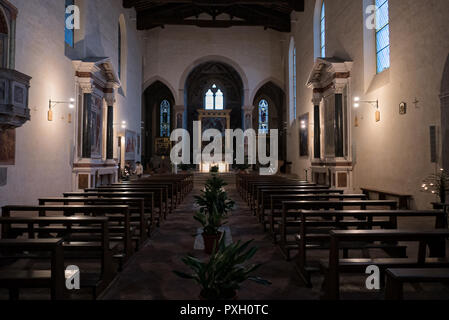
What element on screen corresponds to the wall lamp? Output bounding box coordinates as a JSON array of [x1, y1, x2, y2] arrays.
[[48, 98, 75, 121], [354, 97, 380, 122], [114, 121, 127, 129]]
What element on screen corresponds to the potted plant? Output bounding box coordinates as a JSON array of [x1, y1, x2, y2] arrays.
[[194, 176, 235, 254], [233, 163, 250, 174], [210, 165, 219, 173], [174, 238, 271, 300]]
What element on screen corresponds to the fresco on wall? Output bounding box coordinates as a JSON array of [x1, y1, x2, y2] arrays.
[[0, 129, 15, 165], [125, 130, 137, 161]]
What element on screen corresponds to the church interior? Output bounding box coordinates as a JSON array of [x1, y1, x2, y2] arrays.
[[0, 0, 449, 304]]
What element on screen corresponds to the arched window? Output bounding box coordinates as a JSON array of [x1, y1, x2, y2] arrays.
[[118, 22, 122, 79], [320, 1, 325, 57], [204, 84, 224, 110], [289, 37, 297, 123], [258, 99, 269, 134], [160, 100, 171, 137], [375, 0, 390, 73]]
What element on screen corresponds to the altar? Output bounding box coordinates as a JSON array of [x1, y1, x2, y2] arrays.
[[197, 109, 232, 173]]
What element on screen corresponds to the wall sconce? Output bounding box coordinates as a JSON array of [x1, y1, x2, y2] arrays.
[[48, 98, 75, 121], [354, 97, 380, 122], [300, 120, 307, 130], [114, 121, 127, 130]]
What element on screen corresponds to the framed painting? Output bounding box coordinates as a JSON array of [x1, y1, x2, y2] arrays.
[[0, 129, 15, 165], [125, 130, 137, 161]]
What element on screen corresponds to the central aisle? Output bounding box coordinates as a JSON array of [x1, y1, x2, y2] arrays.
[[101, 183, 319, 300]]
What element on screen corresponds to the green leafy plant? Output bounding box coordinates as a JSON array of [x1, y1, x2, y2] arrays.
[[174, 237, 271, 300], [233, 163, 251, 171], [421, 169, 449, 203], [210, 165, 219, 173], [194, 176, 235, 236]]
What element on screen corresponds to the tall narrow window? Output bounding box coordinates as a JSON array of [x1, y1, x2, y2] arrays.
[[204, 84, 224, 110], [293, 47, 297, 120], [65, 0, 74, 47], [160, 100, 171, 137], [320, 1, 325, 57], [258, 99, 269, 134], [118, 23, 122, 79], [375, 0, 390, 73]]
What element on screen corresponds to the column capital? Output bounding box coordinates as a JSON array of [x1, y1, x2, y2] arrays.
[[104, 92, 115, 106], [312, 93, 322, 106], [243, 105, 254, 114], [78, 78, 94, 94]]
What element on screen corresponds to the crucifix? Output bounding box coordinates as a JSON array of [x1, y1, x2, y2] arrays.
[[413, 97, 420, 108]]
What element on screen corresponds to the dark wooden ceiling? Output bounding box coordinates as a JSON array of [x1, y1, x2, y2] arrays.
[[123, 0, 304, 32]]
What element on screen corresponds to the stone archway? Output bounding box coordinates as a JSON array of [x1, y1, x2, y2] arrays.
[[143, 81, 175, 167], [441, 54, 449, 173], [252, 81, 287, 162], [185, 61, 244, 135]]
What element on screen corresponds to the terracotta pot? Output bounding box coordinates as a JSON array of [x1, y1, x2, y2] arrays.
[[202, 232, 223, 254]]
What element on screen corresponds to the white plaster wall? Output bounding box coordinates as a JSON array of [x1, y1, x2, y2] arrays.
[[142, 25, 285, 106], [0, 0, 143, 207], [287, 0, 449, 209]]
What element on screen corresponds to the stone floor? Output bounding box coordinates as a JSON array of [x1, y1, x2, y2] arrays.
[[101, 183, 449, 300]]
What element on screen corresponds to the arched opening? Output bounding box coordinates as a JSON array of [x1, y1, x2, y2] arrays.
[[288, 37, 296, 124], [142, 81, 175, 170], [252, 81, 287, 164], [185, 61, 244, 161], [441, 55, 449, 174]]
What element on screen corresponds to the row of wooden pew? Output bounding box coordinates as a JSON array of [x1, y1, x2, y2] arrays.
[[0, 174, 193, 300], [236, 173, 449, 300]]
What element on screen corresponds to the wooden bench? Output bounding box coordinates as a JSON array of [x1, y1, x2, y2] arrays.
[[322, 229, 449, 300], [276, 200, 398, 243], [265, 194, 367, 234], [0, 216, 113, 299], [0, 238, 65, 300], [63, 192, 159, 225], [361, 187, 412, 210], [39, 197, 149, 245], [292, 210, 447, 287], [385, 268, 449, 300], [256, 188, 344, 219], [2, 205, 132, 268]]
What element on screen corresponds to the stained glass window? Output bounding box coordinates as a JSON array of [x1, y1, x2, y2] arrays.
[[320, 1, 325, 57], [259, 99, 269, 134], [160, 100, 170, 137], [204, 84, 224, 110], [375, 0, 390, 73], [65, 0, 74, 47]]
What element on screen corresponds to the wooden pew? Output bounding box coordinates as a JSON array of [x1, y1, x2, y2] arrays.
[[0, 238, 65, 300], [63, 192, 158, 226], [361, 187, 413, 210], [275, 200, 398, 245], [0, 216, 113, 299], [265, 194, 367, 233], [2, 205, 132, 267], [385, 268, 449, 300], [322, 229, 449, 300], [87, 186, 168, 218], [38, 197, 149, 246], [256, 188, 344, 218], [292, 210, 447, 287]]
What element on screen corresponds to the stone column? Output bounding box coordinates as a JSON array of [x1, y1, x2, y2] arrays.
[[104, 90, 115, 160], [80, 81, 94, 159], [441, 93, 449, 172], [243, 105, 254, 131], [312, 93, 322, 160], [174, 105, 186, 129]]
